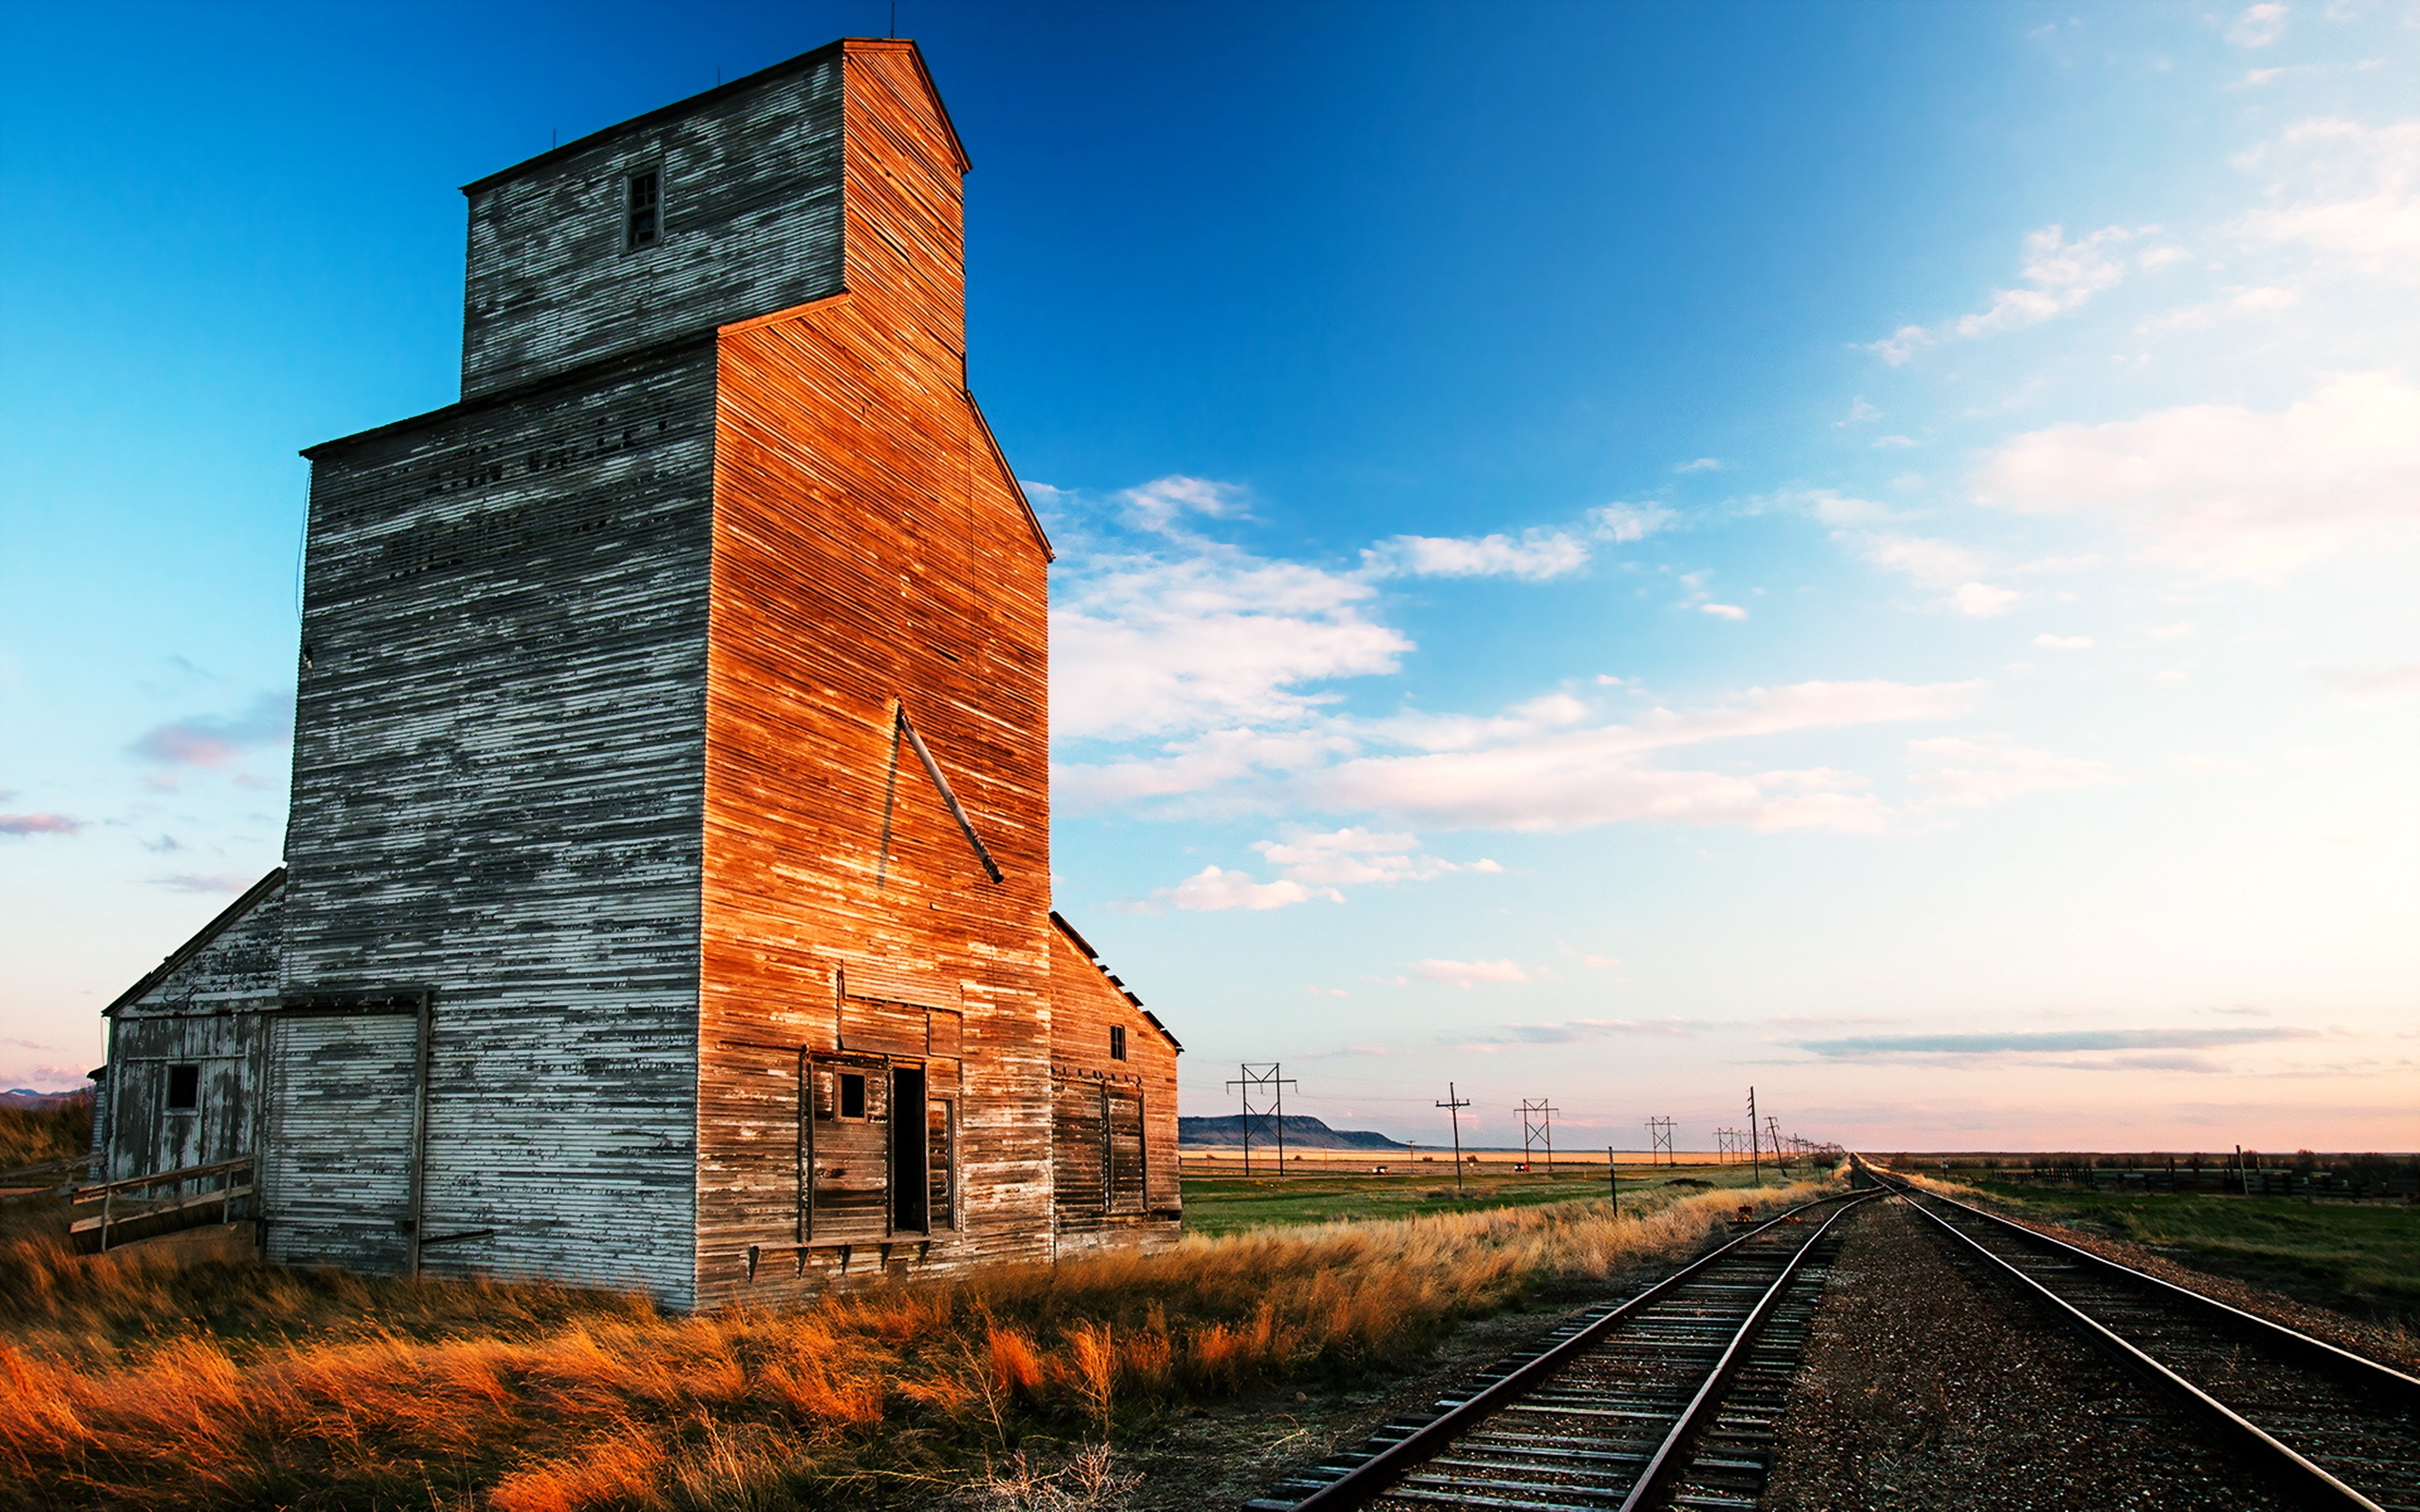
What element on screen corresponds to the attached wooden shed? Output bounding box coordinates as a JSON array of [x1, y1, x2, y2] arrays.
[[91, 37, 1180, 1309]]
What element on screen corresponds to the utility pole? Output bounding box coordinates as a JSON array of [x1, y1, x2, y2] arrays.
[[1608, 1145, 1619, 1214], [1646, 1116, 1676, 1168], [1748, 1087, 1761, 1184], [1226, 1063, 1296, 1179], [1765, 1116, 1785, 1177], [1518, 1097, 1559, 1174], [1436, 1083, 1472, 1194]]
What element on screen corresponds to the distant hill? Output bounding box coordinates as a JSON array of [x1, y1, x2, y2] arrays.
[[1, 1088, 90, 1111], [1178, 1114, 1408, 1151]]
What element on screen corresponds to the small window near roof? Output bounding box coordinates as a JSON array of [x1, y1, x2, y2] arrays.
[[1109, 1026, 1127, 1062], [838, 1072, 867, 1120], [166, 1064, 200, 1111], [625, 169, 661, 249]]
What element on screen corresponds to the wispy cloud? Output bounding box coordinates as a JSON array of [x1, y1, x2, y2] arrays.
[[153, 873, 256, 895], [1415, 958, 1531, 988], [129, 692, 292, 769], [2225, 3, 2289, 50], [1799, 1026, 2319, 1057], [1975, 372, 2420, 579], [0, 813, 85, 837], [1361, 530, 1589, 582], [1590, 503, 1676, 542], [1906, 735, 2117, 808], [1460, 1016, 1701, 1045], [1867, 224, 2142, 363]]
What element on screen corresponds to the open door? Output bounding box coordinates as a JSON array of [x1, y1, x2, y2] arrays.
[[889, 1064, 928, 1234]]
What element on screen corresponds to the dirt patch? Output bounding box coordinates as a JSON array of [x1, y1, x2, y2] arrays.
[[1765, 1199, 2297, 1511]]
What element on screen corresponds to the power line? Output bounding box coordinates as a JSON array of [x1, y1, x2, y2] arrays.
[[1436, 1082, 1472, 1194], [1225, 1063, 1297, 1178], [1517, 1097, 1559, 1173]]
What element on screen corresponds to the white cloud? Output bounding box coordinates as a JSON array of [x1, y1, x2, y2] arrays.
[[1783, 488, 1896, 525], [1053, 544, 1409, 742], [1837, 398, 1883, 427], [2311, 661, 2420, 704], [1874, 434, 1918, 449], [1253, 827, 1468, 886], [1856, 533, 1983, 586], [1361, 530, 1589, 581], [2137, 284, 2303, 333], [1415, 958, 1531, 988], [1868, 224, 2141, 362], [1118, 475, 1250, 533], [1293, 680, 1981, 833], [1678, 457, 1725, 472], [1156, 864, 1339, 912], [1907, 736, 2118, 806], [2034, 634, 2095, 650], [1950, 583, 2022, 617], [1367, 692, 1592, 753], [2237, 118, 2420, 280], [1700, 603, 1748, 620], [1973, 372, 2420, 578], [1590, 503, 1676, 542], [2226, 2, 2290, 47]]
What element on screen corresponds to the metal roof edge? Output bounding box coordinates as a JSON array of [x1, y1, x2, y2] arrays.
[[1049, 910, 1182, 1052]]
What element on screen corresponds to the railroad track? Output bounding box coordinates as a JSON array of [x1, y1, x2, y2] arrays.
[[1869, 1162, 2420, 1512], [1247, 1190, 1878, 1512]]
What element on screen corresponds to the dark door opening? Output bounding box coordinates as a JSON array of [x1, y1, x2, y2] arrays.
[[890, 1065, 928, 1234]]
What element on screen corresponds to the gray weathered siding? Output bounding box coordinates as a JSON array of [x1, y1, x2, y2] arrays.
[[100, 877, 284, 1184], [287, 348, 717, 1305], [460, 52, 845, 399]]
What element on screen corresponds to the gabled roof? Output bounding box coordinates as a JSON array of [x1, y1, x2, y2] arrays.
[[105, 866, 285, 1016], [1051, 910, 1182, 1052], [968, 394, 1056, 563]]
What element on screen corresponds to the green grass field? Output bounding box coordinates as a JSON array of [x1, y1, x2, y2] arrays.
[[1179, 1160, 1798, 1236], [1966, 1179, 2420, 1325]]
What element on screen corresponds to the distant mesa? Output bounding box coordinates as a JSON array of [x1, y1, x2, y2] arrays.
[[1178, 1114, 1408, 1151]]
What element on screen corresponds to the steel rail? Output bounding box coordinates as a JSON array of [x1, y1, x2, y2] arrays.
[[1887, 1186, 2388, 1512], [1890, 1172, 2420, 1406], [1271, 1188, 1869, 1512], [1613, 1193, 1876, 1512]]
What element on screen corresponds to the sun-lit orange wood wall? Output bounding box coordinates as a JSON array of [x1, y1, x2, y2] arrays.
[[1047, 917, 1182, 1254], [695, 40, 1058, 1306]]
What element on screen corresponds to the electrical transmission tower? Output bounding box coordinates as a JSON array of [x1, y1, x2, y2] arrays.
[[1646, 1116, 1676, 1168], [1436, 1082, 1472, 1193], [1517, 1097, 1559, 1173], [1226, 1063, 1297, 1178]]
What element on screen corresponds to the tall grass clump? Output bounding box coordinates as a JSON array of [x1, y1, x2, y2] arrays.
[[0, 1093, 92, 1174], [0, 1179, 1829, 1509]]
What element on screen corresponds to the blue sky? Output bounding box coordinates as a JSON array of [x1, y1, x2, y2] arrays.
[[4, 1, 2414, 1152]]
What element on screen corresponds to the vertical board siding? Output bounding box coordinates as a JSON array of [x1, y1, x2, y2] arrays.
[[461, 52, 846, 399], [1047, 922, 1182, 1253], [694, 41, 1054, 1308], [290, 350, 717, 1307]]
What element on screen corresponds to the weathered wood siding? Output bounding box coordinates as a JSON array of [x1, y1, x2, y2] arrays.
[[288, 348, 718, 1304], [98, 872, 284, 1184], [1046, 920, 1181, 1254], [693, 40, 1056, 1309], [460, 49, 846, 399]]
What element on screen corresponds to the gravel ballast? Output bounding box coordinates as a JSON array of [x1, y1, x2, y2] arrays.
[[1763, 1198, 2300, 1511]]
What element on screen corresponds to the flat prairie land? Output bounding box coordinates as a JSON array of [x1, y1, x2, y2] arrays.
[[1178, 1160, 1792, 1237], [0, 1172, 1832, 1511], [1955, 1179, 2420, 1328]]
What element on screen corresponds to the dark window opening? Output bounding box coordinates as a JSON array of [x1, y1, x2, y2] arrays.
[[838, 1072, 867, 1121], [625, 169, 660, 249], [890, 1067, 929, 1233], [1109, 1026, 1127, 1062], [166, 1063, 200, 1111]]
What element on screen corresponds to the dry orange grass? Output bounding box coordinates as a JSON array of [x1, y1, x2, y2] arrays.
[[0, 1179, 1829, 1510]]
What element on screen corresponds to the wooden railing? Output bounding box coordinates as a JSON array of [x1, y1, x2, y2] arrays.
[[71, 1158, 255, 1253]]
